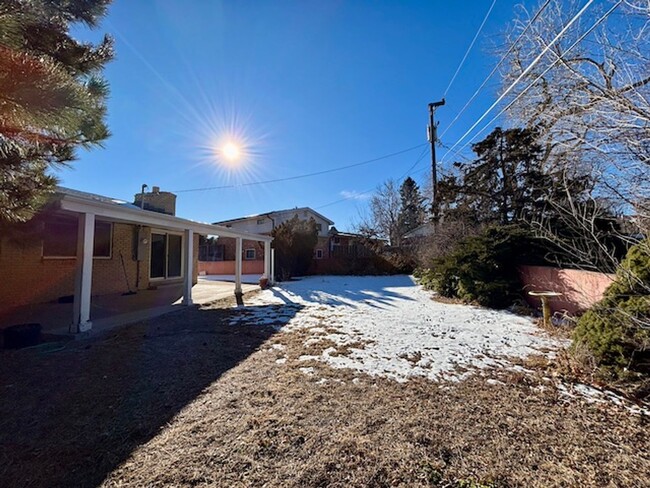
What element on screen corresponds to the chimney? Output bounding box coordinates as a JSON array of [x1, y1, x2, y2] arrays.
[[134, 186, 177, 216]]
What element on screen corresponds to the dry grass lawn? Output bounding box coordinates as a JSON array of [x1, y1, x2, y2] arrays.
[[1, 292, 648, 488]]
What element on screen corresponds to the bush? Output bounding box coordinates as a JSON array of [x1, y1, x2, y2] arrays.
[[272, 216, 319, 281], [418, 225, 547, 309], [573, 240, 650, 374]]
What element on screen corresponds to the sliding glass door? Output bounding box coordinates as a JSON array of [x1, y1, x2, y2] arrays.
[[150, 232, 183, 280]]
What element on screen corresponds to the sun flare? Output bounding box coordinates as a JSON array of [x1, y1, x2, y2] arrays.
[[221, 141, 241, 161]]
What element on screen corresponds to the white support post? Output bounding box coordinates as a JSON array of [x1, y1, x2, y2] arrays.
[[182, 229, 194, 305], [264, 241, 271, 282], [235, 237, 243, 294], [270, 248, 275, 285], [72, 212, 95, 333]]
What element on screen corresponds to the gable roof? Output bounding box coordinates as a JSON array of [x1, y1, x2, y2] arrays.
[[214, 207, 334, 226]]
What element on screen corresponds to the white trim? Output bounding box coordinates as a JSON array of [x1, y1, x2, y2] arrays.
[[315, 249, 323, 259], [182, 229, 193, 306], [58, 194, 273, 242], [235, 237, 243, 294], [72, 213, 95, 332]]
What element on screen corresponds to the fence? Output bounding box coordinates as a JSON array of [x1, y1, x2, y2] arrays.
[[198, 260, 264, 276], [518, 265, 616, 315]]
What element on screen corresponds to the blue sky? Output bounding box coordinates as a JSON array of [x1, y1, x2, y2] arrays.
[[61, 0, 530, 230]]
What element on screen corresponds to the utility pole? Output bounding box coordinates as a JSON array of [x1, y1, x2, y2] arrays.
[[428, 99, 445, 219]]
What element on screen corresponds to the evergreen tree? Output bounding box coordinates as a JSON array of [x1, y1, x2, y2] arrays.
[[440, 127, 592, 226], [0, 0, 114, 223], [272, 215, 319, 280], [397, 176, 425, 235]]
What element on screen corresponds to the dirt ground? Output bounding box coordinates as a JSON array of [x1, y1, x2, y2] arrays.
[[1, 293, 648, 488]]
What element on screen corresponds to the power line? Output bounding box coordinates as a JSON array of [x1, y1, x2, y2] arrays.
[[442, 0, 622, 164], [172, 143, 427, 193], [439, 0, 552, 140], [315, 147, 429, 210], [440, 0, 596, 163], [443, 0, 498, 98]]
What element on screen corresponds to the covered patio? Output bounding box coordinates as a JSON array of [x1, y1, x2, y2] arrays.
[[0, 277, 260, 336], [60, 190, 274, 333], [0, 187, 273, 336]]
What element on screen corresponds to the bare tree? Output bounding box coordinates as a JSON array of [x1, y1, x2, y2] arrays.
[[357, 179, 403, 246], [501, 0, 650, 214], [500, 1, 650, 369]]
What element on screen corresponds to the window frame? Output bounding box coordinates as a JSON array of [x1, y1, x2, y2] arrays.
[[149, 229, 185, 281], [41, 217, 113, 260], [315, 249, 323, 259], [244, 248, 256, 260]]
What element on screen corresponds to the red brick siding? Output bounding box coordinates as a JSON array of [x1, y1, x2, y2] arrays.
[[0, 222, 199, 310]]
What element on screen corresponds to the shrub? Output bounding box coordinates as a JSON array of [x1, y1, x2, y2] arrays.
[[418, 225, 547, 309], [272, 216, 319, 281], [573, 239, 650, 374]]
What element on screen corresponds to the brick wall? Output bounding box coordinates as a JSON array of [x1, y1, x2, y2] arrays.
[[0, 221, 200, 311], [199, 260, 265, 275], [518, 265, 616, 314], [218, 237, 265, 261]]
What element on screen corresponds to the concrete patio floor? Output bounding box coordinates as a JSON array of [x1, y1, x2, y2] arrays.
[[0, 278, 259, 338]]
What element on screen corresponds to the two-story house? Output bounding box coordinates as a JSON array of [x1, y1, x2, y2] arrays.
[[198, 207, 334, 275]]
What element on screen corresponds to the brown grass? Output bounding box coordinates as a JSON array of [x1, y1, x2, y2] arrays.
[[1, 295, 649, 488]]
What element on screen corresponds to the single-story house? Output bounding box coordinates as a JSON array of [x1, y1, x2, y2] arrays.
[[0, 186, 272, 333]]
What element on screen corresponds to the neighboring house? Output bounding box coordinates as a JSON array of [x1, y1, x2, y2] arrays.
[[198, 209, 386, 275], [403, 222, 435, 240], [199, 207, 334, 275], [327, 227, 384, 259], [0, 186, 272, 333]]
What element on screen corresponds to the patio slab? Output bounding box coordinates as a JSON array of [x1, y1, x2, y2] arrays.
[[0, 279, 259, 338]]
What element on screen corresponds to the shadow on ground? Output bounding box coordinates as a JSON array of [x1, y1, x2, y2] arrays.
[[0, 298, 302, 488], [271, 274, 417, 309]]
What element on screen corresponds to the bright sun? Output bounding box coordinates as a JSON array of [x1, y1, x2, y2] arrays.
[[221, 142, 241, 161]]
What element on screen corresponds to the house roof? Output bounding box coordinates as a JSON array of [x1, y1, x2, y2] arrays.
[[214, 207, 335, 226], [57, 187, 143, 211], [403, 222, 435, 239], [51, 187, 273, 242]]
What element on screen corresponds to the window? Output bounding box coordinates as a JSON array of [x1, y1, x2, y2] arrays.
[[150, 232, 183, 279], [93, 222, 112, 258], [333, 237, 340, 244], [316, 224, 322, 231], [43, 216, 112, 258], [257, 218, 265, 225], [315, 249, 323, 259], [245, 249, 256, 260]]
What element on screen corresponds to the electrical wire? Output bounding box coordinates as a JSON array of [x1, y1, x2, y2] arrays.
[[442, 0, 622, 164], [439, 0, 552, 140], [443, 0, 498, 98], [440, 0, 595, 162], [172, 143, 427, 193], [315, 147, 429, 210]]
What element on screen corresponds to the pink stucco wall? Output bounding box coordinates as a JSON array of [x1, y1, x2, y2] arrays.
[[518, 265, 616, 314], [198, 260, 264, 275]]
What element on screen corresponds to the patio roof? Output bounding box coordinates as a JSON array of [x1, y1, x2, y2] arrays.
[[55, 187, 273, 242], [49, 187, 273, 334]]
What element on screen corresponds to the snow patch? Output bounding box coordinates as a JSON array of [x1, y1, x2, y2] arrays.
[[240, 275, 562, 383]]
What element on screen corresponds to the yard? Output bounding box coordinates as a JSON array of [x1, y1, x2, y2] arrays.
[[1, 275, 648, 487]]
